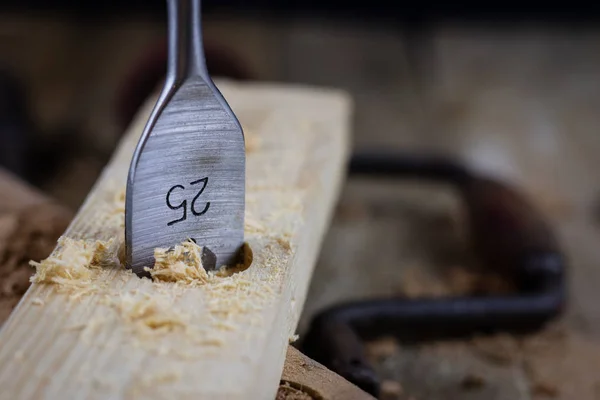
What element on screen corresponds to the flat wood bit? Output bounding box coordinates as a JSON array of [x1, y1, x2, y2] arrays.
[[125, 0, 245, 277]]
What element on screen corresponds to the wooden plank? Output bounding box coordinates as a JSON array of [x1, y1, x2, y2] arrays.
[[280, 346, 376, 400], [0, 79, 351, 399], [0, 169, 73, 324], [1, 169, 370, 400]]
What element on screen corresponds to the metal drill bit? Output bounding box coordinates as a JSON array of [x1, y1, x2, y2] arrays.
[[125, 0, 245, 277]]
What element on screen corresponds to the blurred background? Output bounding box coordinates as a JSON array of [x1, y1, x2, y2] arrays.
[[2, 2, 600, 399]]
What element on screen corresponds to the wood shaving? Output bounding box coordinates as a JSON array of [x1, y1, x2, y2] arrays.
[[112, 292, 187, 335], [29, 236, 114, 288], [288, 333, 299, 343], [146, 239, 209, 284], [31, 298, 44, 306], [275, 382, 315, 400], [276, 237, 292, 252]]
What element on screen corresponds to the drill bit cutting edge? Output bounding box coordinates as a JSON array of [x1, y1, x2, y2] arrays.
[[125, 0, 245, 277]]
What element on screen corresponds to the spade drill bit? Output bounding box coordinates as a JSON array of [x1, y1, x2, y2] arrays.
[[125, 0, 245, 277]]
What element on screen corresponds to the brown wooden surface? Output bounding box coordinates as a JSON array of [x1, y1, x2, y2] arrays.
[[279, 345, 376, 400], [0, 168, 73, 323]]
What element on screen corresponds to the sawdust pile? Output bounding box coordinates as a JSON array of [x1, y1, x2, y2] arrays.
[[24, 183, 293, 357], [146, 239, 209, 284], [27, 234, 290, 358], [16, 168, 299, 399], [112, 291, 187, 334], [275, 382, 315, 400], [29, 236, 115, 288]]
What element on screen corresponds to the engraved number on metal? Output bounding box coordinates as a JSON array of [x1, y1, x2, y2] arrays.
[[165, 184, 186, 226], [166, 177, 210, 226]]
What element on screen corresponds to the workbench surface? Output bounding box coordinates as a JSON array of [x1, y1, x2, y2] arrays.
[[296, 25, 600, 400], [2, 14, 600, 399]]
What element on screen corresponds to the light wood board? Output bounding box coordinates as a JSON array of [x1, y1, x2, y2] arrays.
[[0, 79, 352, 399]]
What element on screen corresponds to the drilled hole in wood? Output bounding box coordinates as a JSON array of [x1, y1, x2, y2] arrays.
[[214, 242, 253, 277]]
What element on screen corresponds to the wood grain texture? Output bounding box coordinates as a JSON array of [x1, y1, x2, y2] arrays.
[[0, 79, 351, 400], [280, 346, 376, 400], [0, 168, 72, 324]]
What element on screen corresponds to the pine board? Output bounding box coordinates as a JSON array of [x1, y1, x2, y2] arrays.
[[0, 79, 351, 400]]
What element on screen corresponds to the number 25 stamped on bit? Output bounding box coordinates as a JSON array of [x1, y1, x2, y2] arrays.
[[165, 177, 211, 226]]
